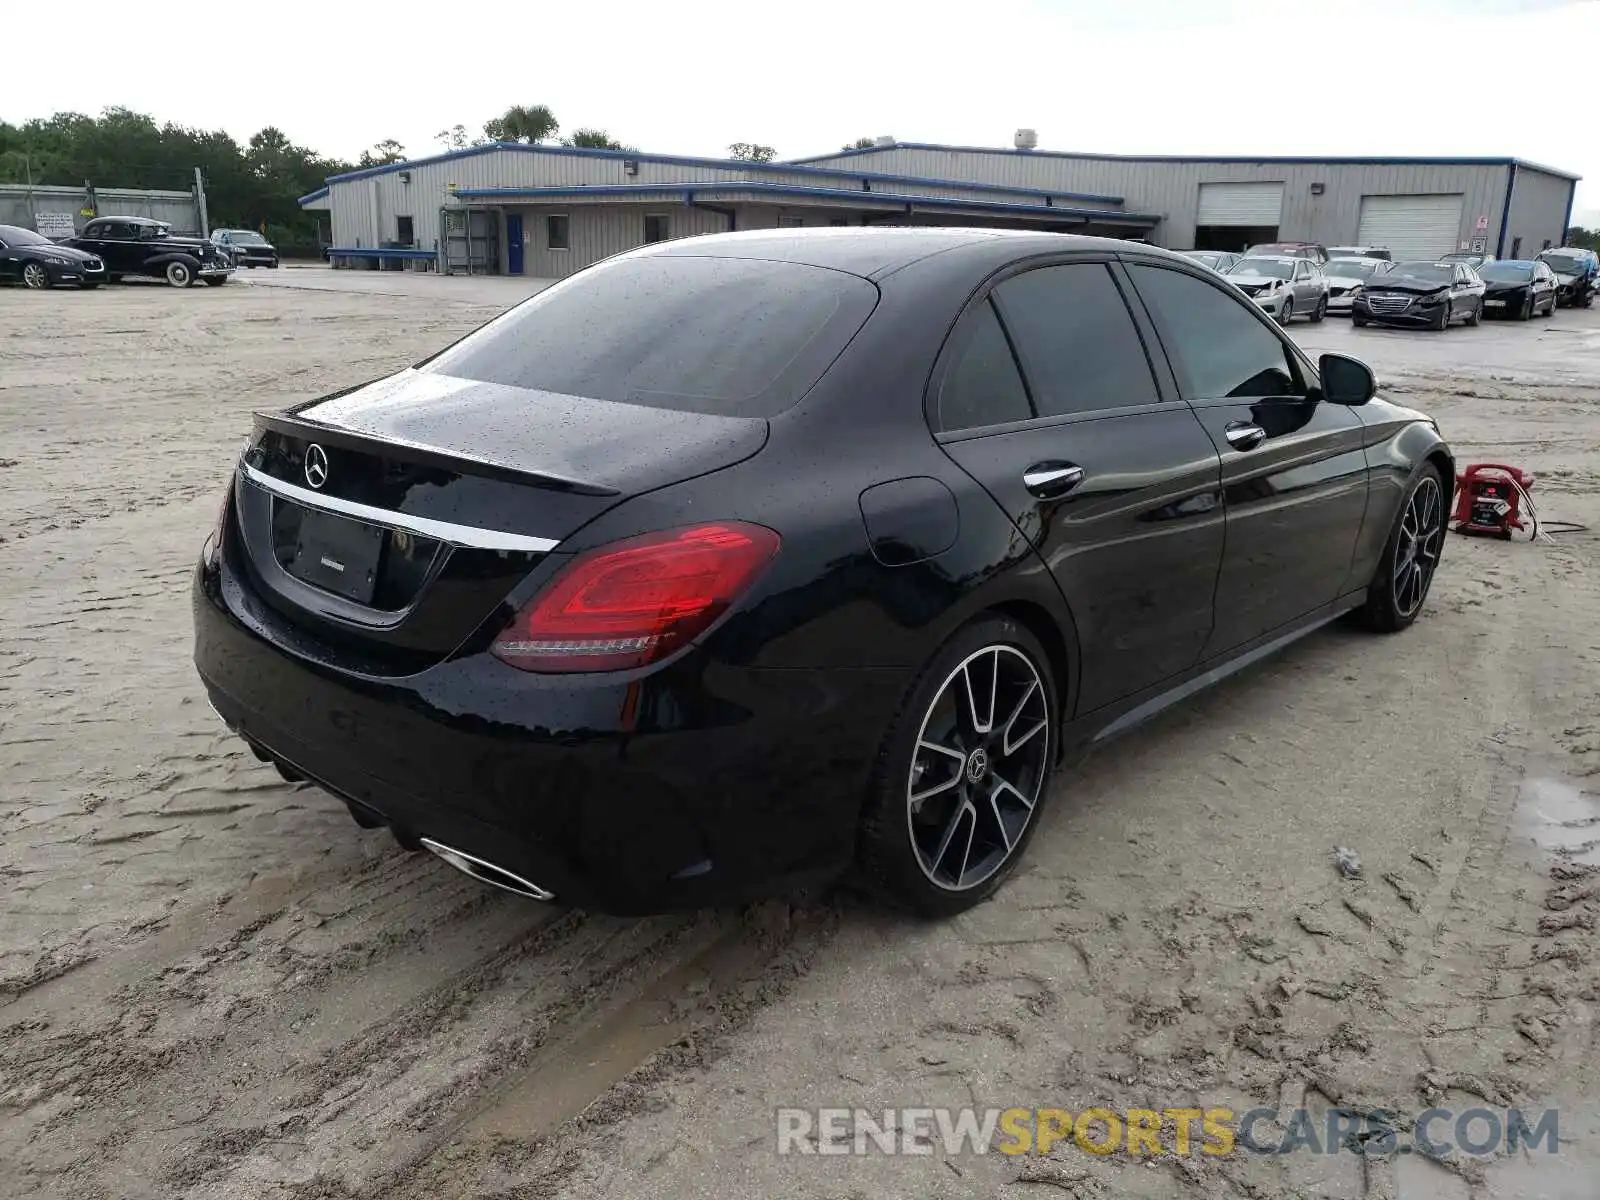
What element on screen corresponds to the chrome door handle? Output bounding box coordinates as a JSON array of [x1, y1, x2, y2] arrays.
[[1022, 463, 1085, 499], [1224, 422, 1267, 451]]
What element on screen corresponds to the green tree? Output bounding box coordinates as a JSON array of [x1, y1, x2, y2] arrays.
[[562, 128, 636, 151], [842, 137, 877, 150], [357, 139, 406, 167], [435, 124, 477, 151], [1564, 226, 1598, 252], [727, 142, 776, 163], [484, 104, 559, 144]]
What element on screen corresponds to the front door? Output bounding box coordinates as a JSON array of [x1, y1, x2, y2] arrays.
[[506, 214, 524, 275], [0, 237, 18, 281], [932, 258, 1226, 716], [1124, 261, 1370, 658]]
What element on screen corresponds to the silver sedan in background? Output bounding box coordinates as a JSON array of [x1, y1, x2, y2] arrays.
[[1323, 256, 1393, 314], [1178, 250, 1242, 274], [1222, 255, 1330, 324]]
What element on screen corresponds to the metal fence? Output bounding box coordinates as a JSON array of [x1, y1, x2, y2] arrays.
[[0, 184, 202, 236]]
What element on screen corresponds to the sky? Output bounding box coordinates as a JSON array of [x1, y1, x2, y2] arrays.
[[4, 0, 1597, 224]]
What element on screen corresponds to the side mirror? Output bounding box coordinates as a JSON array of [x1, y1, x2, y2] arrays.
[[1319, 353, 1376, 406]]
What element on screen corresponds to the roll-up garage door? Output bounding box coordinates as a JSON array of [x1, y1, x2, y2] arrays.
[[1356, 194, 1464, 260], [1196, 182, 1285, 225]]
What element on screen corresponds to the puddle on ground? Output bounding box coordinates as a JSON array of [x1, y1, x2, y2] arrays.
[[1513, 777, 1600, 866]]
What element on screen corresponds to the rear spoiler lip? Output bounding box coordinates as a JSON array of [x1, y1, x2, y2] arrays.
[[250, 410, 621, 498]]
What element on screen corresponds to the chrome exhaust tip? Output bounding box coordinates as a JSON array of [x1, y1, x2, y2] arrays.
[[419, 838, 555, 902]]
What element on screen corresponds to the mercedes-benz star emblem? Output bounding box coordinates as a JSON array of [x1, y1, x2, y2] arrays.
[[965, 749, 989, 784], [304, 443, 329, 489]]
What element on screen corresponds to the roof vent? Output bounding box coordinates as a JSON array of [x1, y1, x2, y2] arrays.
[[1014, 128, 1038, 151], [874, 135, 895, 147]]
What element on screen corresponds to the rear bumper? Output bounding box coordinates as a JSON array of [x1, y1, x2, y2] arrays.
[[192, 548, 907, 913]]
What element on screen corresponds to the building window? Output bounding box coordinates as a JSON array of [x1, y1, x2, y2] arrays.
[[1542, 238, 1553, 251], [644, 214, 670, 244], [396, 215, 414, 245], [778, 215, 805, 228], [1511, 237, 1522, 259], [547, 214, 570, 250]]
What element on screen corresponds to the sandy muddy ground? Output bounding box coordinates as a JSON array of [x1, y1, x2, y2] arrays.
[[2, 269, 1598, 1200]]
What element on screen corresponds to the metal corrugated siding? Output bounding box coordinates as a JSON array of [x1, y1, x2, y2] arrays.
[[1503, 166, 1573, 257], [514, 204, 729, 277]]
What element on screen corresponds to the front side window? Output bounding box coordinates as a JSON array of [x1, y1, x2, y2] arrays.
[[991, 264, 1159, 418], [1127, 264, 1301, 400], [546, 214, 569, 250], [937, 301, 1033, 432]]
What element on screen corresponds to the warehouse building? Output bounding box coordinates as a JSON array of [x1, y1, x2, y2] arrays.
[[300, 136, 1580, 277]]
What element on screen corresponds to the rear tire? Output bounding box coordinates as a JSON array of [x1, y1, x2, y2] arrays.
[[857, 616, 1059, 917], [1540, 294, 1554, 316], [1356, 464, 1445, 634]]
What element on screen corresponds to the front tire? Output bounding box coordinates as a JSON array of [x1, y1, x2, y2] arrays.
[[1353, 314, 1369, 328], [1278, 297, 1294, 326], [165, 261, 194, 288], [1310, 295, 1327, 323], [1540, 294, 1555, 316], [1465, 299, 1482, 327], [1517, 295, 1532, 321], [79, 281, 99, 290], [1356, 465, 1446, 633], [21, 262, 50, 289], [204, 276, 228, 287], [857, 616, 1058, 916], [1432, 302, 1451, 331]]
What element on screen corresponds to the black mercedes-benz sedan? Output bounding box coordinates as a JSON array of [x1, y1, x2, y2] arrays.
[[1352, 259, 1486, 329], [1478, 259, 1558, 320], [0, 223, 106, 289], [194, 229, 1453, 916]]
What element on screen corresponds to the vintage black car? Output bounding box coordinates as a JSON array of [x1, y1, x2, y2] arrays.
[[67, 216, 234, 287], [1352, 260, 1486, 329], [1478, 259, 1558, 320], [211, 228, 280, 268], [0, 223, 106, 289]]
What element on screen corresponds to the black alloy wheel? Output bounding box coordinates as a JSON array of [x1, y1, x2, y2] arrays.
[[858, 617, 1057, 915], [1358, 466, 1445, 632]]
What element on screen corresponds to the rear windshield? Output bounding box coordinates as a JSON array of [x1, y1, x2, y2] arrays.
[[1326, 259, 1383, 279], [420, 254, 878, 417], [1233, 259, 1294, 280]]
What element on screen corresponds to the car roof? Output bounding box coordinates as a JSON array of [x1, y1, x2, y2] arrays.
[[1232, 255, 1300, 266], [92, 215, 164, 225], [636, 226, 1126, 280], [1326, 256, 1388, 266]]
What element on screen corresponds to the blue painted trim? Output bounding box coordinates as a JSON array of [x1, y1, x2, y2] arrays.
[[297, 186, 330, 205], [783, 142, 1583, 181], [449, 181, 1159, 224], [327, 247, 437, 259], [1496, 164, 1516, 259], [317, 141, 1124, 206]]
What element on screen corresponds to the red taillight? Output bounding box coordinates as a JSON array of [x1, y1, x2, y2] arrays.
[[491, 522, 781, 673]]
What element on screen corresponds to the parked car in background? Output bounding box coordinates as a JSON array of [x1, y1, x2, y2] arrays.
[[1224, 254, 1329, 324], [1353, 260, 1485, 329], [1179, 250, 1242, 273], [211, 229, 280, 268], [1244, 241, 1329, 264], [0, 223, 106, 289], [1535, 246, 1598, 308], [1327, 245, 1392, 261], [1440, 251, 1494, 270], [1478, 259, 1558, 320], [193, 228, 1453, 915], [1323, 257, 1392, 314], [67, 216, 234, 288]]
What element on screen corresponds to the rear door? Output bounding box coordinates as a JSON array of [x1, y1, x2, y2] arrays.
[[932, 256, 1226, 715], [1122, 259, 1369, 658]]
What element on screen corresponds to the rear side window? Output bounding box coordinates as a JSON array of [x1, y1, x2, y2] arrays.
[[1127, 264, 1301, 400], [937, 301, 1033, 432], [420, 254, 877, 417], [991, 264, 1159, 417]]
